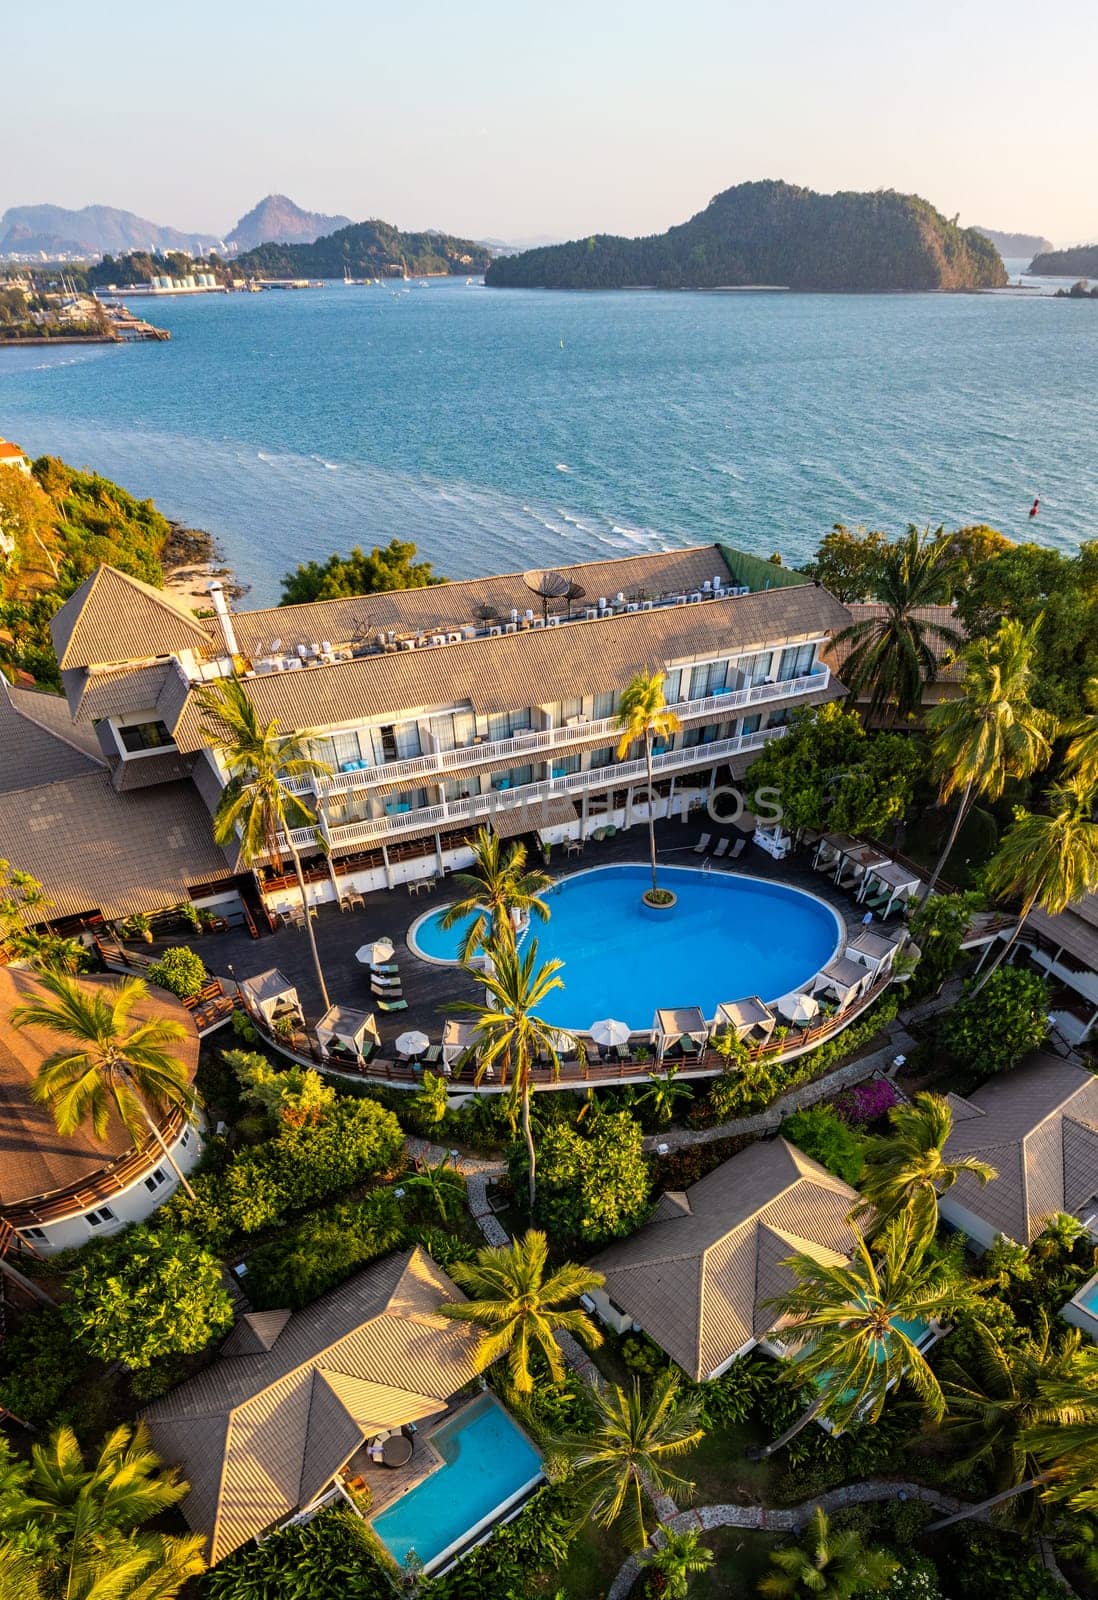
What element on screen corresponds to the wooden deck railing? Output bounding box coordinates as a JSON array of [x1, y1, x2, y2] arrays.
[[2, 1106, 189, 1229]]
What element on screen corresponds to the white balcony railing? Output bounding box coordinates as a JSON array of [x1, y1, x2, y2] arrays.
[[284, 722, 788, 854], [281, 667, 829, 800]]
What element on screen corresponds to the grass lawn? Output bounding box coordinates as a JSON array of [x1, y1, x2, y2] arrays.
[[691, 1526, 785, 1599], [686, 1419, 777, 1505], [549, 1516, 632, 1600]]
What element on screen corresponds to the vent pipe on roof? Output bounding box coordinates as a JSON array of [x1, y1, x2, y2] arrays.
[[208, 582, 239, 657]]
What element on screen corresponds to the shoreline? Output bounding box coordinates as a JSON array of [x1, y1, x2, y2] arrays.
[[161, 522, 249, 612]]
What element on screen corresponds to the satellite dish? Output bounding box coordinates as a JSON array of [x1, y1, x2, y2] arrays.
[[523, 570, 587, 621]]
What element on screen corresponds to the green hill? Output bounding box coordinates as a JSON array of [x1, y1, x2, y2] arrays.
[[234, 220, 492, 279], [1028, 243, 1098, 276], [485, 181, 1006, 292]]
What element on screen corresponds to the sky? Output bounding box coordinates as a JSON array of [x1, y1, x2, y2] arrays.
[[4, 0, 1097, 246]]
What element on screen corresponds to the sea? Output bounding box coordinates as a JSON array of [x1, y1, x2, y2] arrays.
[[1, 265, 1095, 606]]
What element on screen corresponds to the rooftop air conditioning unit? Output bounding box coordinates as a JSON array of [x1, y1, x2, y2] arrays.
[[584, 607, 598, 621], [674, 594, 687, 605], [400, 639, 416, 651], [688, 592, 703, 603], [733, 585, 750, 597], [504, 622, 518, 634], [431, 634, 447, 646], [489, 626, 503, 637], [641, 599, 654, 611], [626, 602, 639, 613], [530, 617, 545, 629], [702, 580, 712, 592], [615, 592, 626, 605], [447, 632, 462, 644], [546, 615, 561, 627], [712, 575, 723, 591]]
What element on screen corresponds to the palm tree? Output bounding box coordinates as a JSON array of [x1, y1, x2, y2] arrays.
[[830, 526, 961, 723], [758, 1505, 898, 1599], [456, 925, 566, 1207], [975, 775, 1098, 991], [637, 1064, 693, 1127], [411, 1068, 450, 1129], [616, 671, 682, 900], [556, 1370, 705, 1550], [0, 1421, 206, 1600], [11, 972, 200, 1201], [644, 1526, 714, 1597], [437, 1228, 604, 1393], [404, 1155, 466, 1223], [439, 827, 551, 962], [851, 1091, 996, 1244], [925, 618, 1054, 893], [932, 1315, 1088, 1531], [195, 678, 333, 1011], [751, 1215, 955, 1457], [929, 1336, 1098, 1528], [1064, 676, 1098, 789]]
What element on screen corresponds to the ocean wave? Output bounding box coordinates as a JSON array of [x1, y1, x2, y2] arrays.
[[555, 463, 571, 472]]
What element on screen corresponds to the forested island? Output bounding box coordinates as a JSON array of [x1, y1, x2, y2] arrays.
[[235, 219, 492, 278], [485, 181, 1007, 292], [1029, 242, 1098, 276], [974, 226, 1053, 259]]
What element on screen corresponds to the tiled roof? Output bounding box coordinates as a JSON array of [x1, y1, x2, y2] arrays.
[[824, 604, 965, 684], [143, 1248, 482, 1564], [589, 1139, 861, 1379], [943, 1055, 1098, 1243], [62, 661, 172, 721], [170, 585, 849, 750], [0, 681, 103, 793], [50, 566, 213, 671], [1027, 895, 1098, 971], [0, 969, 199, 1209]]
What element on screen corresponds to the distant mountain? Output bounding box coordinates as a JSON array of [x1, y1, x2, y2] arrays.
[[476, 234, 562, 256], [0, 203, 220, 258], [486, 181, 1007, 293], [974, 226, 1054, 259], [1027, 242, 1098, 276], [226, 194, 352, 251], [234, 219, 492, 279]]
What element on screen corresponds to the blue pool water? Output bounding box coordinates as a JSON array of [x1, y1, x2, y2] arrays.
[[410, 864, 841, 1029], [1077, 1277, 1098, 1314], [370, 1394, 543, 1571]]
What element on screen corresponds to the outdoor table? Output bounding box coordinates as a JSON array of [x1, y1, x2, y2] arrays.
[[382, 1433, 413, 1468]]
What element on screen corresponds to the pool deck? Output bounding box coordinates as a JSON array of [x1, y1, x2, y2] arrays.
[[147, 819, 878, 1060], [344, 1429, 445, 1517]]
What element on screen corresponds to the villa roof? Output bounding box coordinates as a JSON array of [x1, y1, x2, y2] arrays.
[[142, 1247, 482, 1564], [239, 970, 297, 1006], [825, 604, 965, 683], [0, 680, 103, 793], [1027, 893, 1098, 973], [589, 1139, 862, 1379], [0, 969, 199, 1210], [943, 1054, 1098, 1243], [51, 566, 213, 671]]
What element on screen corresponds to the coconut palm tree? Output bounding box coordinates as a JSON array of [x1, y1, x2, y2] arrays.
[[851, 1091, 997, 1245], [437, 1228, 604, 1393], [975, 775, 1098, 991], [403, 1154, 466, 1223], [924, 617, 1055, 893], [11, 972, 200, 1201], [456, 925, 566, 1206], [644, 1527, 714, 1597], [195, 678, 334, 1011], [616, 671, 683, 900], [1064, 676, 1098, 790], [751, 1214, 955, 1458], [929, 1335, 1098, 1528], [0, 1421, 206, 1600], [758, 1505, 898, 1599], [440, 827, 551, 962], [830, 526, 961, 723], [932, 1315, 1089, 1531], [411, 1068, 450, 1129], [637, 1064, 693, 1127], [557, 1370, 705, 1550]]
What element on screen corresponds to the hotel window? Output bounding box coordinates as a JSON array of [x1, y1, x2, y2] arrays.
[[737, 652, 773, 687], [430, 711, 476, 751], [22, 1226, 47, 1243], [682, 724, 720, 749], [180, 1128, 190, 1148], [767, 708, 793, 729], [144, 1167, 168, 1194], [118, 720, 175, 753], [778, 643, 817, 681], [593, 691, 616, 721], [487, 709, 532, 742], [662, 669, 683, 703], [589, 746, 616, 769], [558, 697, 584, 725], [741, 713, 763, 736], [690, 660, 728, 700], [393, 722, 422, 760], [552, 753, 581, 777], [85, 1206, 116, 1230]]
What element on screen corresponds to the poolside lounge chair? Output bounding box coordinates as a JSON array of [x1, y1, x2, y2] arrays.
[[712, 837, 730, 859], [693, 832, 712, 855], [371, 962, 400, 976], [376, 996, 408, 1013], [678, 1034, 701, 1058], [730, 838, 746, 860]]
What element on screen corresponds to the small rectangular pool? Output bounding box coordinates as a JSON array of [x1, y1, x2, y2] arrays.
[[370, 1393, 543, 1572], [1062, 1271, 1098, 1341]]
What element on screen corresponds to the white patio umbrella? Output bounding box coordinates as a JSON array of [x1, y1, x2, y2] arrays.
[[589, 1018, 631, 1048], [775, 991, 820, 1025], [395, 1029, 430, 1057], [356, 938, 395, 966]]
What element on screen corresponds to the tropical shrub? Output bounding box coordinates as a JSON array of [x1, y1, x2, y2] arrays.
[[940, 1526, 1071, 1600], [147, 945, 208, 1001], [423, 1485, 575, 1599], [938, 968, 1049, 1076], [620, 1332, 671, 1379], [66, 1225, 233, 1369], [245, 1190, 406, 1310], [520, 1109, 651, 1247], [0, 1306, 78, 1425], [227, 1048, 336, 1128], [885, 1556, 945, 1599], [406, 1223, 478, 1272], [203, 1509, 397, 1599], [688, 1352, 783, 1429], [781, 1105, 866, 1183], [832, 1077, 900, 1126]]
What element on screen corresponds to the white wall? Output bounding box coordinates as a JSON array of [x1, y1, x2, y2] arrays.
[[938, 1195, 1006, 1251], [17, 1119, 204, 1255]]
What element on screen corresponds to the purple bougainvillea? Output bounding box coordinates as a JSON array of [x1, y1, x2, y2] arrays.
[[833, 1077, 899, 1127]]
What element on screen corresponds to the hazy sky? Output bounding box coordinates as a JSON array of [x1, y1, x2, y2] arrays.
[[5, 0, 1096, 245]]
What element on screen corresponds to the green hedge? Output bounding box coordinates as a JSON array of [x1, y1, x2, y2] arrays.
[[203, 1511, 397, 1599], [245, 1191, 406, 1310]]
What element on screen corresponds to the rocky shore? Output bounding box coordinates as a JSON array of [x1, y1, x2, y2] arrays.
[[161, 522, 248, 612]]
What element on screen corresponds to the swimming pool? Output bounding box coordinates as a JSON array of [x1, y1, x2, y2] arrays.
[[409, 864, 842, 1030], [370, 1393, 543, 1572]]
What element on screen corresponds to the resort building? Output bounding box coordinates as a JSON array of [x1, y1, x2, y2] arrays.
[[46, 544, 849, 920], [1021, 890, 1098, 1045], [585, 1138, 864, 1380], [142, 1247, 508, 1568], [0, 967, 203, 1253], [822, 603, 964, 725], [938, 1055, 1098, 1249], [0, 436, 31, 474]]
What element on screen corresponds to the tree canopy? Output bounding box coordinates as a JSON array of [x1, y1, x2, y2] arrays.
[[278, 538, 443, 604]]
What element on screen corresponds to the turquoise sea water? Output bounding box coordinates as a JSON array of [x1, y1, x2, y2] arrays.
[[410, 864, 842, 1030], [370, 1394, 542, 1570], [1, 280, 1096, 605]]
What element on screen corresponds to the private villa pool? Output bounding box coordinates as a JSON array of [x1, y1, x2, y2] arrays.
[[370, 1393, 543, 1572], [409, 864, 842, 1030]]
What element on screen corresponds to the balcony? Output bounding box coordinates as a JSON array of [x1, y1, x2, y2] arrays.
[[282, 667, 829, 801], [279, 722, 788, 854]]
